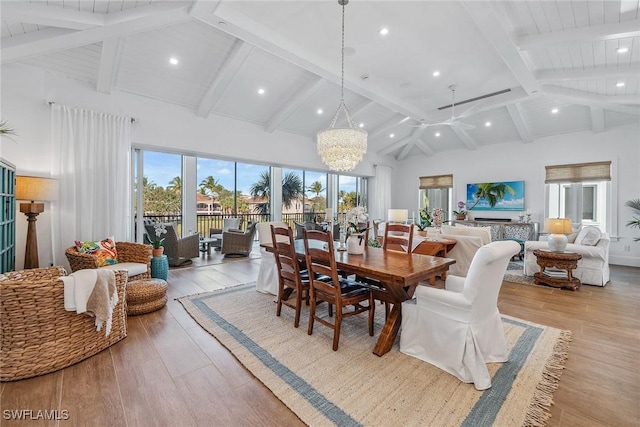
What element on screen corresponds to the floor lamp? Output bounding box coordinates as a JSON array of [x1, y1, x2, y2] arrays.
[[16, 176, 58, 269]]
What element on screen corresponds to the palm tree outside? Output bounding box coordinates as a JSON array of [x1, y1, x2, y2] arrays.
[[250, 170, 303, 215]]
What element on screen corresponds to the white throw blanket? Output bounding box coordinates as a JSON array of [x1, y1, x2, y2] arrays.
[[62, 269, 119, 336]]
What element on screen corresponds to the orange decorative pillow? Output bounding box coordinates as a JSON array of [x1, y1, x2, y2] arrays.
[[75, 237, 118, 267]]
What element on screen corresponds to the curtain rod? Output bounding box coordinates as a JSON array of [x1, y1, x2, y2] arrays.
[[47, 101, 137, 123]]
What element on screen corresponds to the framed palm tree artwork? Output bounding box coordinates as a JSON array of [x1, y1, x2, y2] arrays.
[[466, 181, 525, 211]]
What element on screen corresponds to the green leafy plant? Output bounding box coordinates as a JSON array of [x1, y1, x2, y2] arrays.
[[416, 207, 432, 230], [625, 198, 640, 242], [367, 237, 381, 248]]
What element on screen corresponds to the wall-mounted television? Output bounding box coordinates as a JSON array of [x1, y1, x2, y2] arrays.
[[466, 181, 525, 211]]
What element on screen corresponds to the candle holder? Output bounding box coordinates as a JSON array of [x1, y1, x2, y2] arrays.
[[526, 213, 532, 223]]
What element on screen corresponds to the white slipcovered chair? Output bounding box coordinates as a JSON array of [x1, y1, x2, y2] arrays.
[[256, 221, 288, 294], [400, 240, 520, 390]]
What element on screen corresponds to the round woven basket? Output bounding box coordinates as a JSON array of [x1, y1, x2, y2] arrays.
[[126, 278, 168, 315]]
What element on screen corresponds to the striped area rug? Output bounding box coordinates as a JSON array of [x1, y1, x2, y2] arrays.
[[179, 283, 570, 427]]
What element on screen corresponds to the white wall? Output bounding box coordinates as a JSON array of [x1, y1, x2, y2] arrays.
[[1, 64, 390, 269], [393, 123, 640, 267]]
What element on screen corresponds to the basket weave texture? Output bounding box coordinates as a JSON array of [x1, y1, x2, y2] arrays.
[[0, 266, 128, 382], [127, 279, 168, 316], [65, 241, 151, 281]]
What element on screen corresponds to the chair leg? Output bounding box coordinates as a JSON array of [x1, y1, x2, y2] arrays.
[[368, 293, 375, 337], [332, 310, 342, 351], [276, 284, 284, 317], [294, 289, 302, 328], [307, 295, 316, 335]]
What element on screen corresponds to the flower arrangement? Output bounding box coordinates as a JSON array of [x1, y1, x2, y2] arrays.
[[416, 207, 432, 230], [453, 201, 467, 217], [345, 206, 369, 235], [153, 222, 167, 248]]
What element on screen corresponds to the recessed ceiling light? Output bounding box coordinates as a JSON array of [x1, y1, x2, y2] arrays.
[[551, 108, 559, 114], [169, 57, 179, 65], [257, 88, 265, 95], [435, 132, 441, 137], [359, 123, 364, 128], [432, 71, 440, 77], [379, 27, 389, 36], [616, 47, 629, 54], [485, 121, 491, 127], [389, 133, 395, 138], [317, 109, 323, 115], [616, 82, 625, 87]]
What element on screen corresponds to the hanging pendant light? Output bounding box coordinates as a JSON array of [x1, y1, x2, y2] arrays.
[[317, 0, 367, 172]]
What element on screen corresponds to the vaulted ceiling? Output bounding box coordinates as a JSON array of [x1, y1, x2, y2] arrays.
[[2, 0, 639, 161]]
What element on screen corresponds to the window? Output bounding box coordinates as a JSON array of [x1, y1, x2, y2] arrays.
[[418, 174, 452, 220], [546, 161, 611, 231]]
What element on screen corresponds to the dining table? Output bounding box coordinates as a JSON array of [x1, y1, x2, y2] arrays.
[[261, 240, 456, 356]]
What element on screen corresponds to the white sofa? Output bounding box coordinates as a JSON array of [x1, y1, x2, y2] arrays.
[[418, 225, 491, 277], [523, 230, 610, 286]]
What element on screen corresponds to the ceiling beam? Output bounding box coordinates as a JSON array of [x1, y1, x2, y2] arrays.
[[396, 142, 415, 161], [2, 2, 105, 30], [264, 77, 324, 133], [590, 107, 605, 133], [462, 1, 540, 95], [377, 127, 426, 157], [368, 115, 410, 139], [542, 86, 640, 115], [536, 65, 640, 83], [349, 100, 375, 120], [96, 37, 123, 94], [0, 5, 191, 64], [518, 19, 640, 51], [451, 126, 477, 150], [196, 40, 254, 118], [415, 139, 435, 157], [190, 2, 433, 123], [506, 103, 533, 143]]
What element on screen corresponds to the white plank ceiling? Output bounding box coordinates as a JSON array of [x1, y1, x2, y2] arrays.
[[1, 0, 639, 161]]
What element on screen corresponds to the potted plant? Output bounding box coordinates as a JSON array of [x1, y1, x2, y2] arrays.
[[453, 201, 467, 220], [415, 207, 432, 237], [625, 199, 640, 242], [152, 222, 167, 256]]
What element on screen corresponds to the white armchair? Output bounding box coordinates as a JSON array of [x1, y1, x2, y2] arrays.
[[256, 221, 288, 295], [400, 240, 520, 390]]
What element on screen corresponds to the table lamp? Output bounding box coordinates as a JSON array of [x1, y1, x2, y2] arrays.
[[388, 209, 408, 223], [544, 218, 572, 252], [16, 176, 59, 269]]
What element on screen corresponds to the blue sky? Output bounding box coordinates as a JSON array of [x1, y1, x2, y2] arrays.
[[143, 151, 356, 196]]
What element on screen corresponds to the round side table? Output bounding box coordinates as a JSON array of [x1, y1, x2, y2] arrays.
[[150, 255, 169, 281]]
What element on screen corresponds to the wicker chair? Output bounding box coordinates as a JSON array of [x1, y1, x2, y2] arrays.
[[145, 223, 200, 266], [66, 241, 151, 280], [0, 267, 128, 382], [221, 221, 257, 257]]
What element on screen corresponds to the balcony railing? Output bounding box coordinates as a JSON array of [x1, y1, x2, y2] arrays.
[[138, 212, 340, 240]]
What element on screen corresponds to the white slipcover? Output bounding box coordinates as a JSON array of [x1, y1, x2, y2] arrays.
[[400, 240, 520, 390], [256, 222, 288, 295], [422, 228, 485, 277]]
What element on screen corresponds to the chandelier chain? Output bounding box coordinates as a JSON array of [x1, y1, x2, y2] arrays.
[[340, 1, 345, 102]]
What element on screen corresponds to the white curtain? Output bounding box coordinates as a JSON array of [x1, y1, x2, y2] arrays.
[[371, 165, 392, 221], [50, 105, 132, 267]]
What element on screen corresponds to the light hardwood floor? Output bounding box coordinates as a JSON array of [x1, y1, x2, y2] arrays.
[[1, 249, 638, 427]]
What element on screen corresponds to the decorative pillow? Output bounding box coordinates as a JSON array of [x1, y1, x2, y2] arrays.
[[574, 226, 602, 246], [75, 237, 118, 267]]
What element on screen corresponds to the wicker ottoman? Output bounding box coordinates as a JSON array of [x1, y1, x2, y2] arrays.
[[127, 278, 168, 315]]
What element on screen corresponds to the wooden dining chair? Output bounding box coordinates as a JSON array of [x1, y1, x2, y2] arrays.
[[271, 225, 310, 328], [303, 229, 375, 351], [383, 223, 415, 253]]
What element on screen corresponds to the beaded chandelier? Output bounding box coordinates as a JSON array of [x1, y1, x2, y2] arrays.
[[316, 0, 367, 172]]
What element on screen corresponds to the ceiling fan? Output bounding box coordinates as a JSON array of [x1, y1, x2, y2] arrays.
[[414, 85, 482, 130]]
